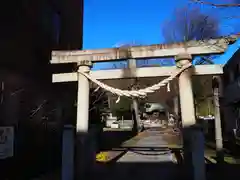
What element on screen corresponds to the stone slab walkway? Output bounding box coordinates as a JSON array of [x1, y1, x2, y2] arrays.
[[118, 129, 173, 163], [95, 128, 182, 180]]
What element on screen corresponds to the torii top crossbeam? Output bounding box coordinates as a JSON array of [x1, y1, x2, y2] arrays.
[[51, 35, 238, 64]]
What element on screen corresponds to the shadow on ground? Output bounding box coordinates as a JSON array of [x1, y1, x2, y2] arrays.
[[91, 161, 240, 180], [99, 130, 136, 151], [92, 162, 182, 180]]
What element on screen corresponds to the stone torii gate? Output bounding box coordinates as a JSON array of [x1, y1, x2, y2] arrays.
[[51, 36, 237, 180]]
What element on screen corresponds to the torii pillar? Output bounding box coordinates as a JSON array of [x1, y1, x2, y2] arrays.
[[212, 76, 224, 163], [74, 60, 92, 180], [175, 53, 206, 180]]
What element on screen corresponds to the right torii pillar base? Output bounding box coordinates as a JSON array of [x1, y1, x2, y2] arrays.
[[175, 53, 206, 180]]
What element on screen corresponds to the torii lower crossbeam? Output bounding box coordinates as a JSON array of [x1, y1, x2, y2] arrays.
[[52, 64, 223, 83]]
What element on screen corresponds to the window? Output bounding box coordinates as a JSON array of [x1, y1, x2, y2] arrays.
[[53, 13, 60, 45]]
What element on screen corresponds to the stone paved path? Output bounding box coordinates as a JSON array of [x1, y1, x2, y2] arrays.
[[118, 129, 173, 163], [94, 128, 182, 180]]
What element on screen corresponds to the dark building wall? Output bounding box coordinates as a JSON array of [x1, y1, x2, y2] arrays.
[[51, 0, 84, 50], [223, 49, 240, 137], [0, 0, 84, 74], [0, 0, 84, 178], [0, 0, 84, 122]]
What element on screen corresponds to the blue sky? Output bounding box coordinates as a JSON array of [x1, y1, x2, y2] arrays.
[[83, 0, 240, 70]]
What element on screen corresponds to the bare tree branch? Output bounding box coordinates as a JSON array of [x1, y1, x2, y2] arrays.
[[30, 100, 47, 118], [162, 6, 219, 44], [11, 88, 24, 96], [91, 90, 106, 106], [222, 16, 240, 19], [162, 6, 220, 115], [89, 99, 108, 112], [191, 0, 240, 7]]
